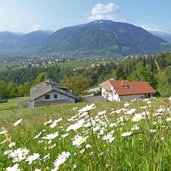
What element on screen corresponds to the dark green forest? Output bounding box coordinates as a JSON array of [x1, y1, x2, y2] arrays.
[[0, 52, 171, 98]]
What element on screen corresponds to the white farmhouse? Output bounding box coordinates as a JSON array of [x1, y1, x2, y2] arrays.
[[29, 79, 80, 108], [99, 79, 156, 102]]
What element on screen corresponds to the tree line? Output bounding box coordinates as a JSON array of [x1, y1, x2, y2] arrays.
[[0, 52, 170, 98]]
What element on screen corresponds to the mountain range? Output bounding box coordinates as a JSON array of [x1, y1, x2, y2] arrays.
[[0, 20, 170, 58], [149, 30, 171, 43]]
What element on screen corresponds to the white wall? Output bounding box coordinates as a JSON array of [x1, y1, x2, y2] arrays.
[[35, 91, 75, 103], [101, 88, 120, 102], [120, 94, 145, 101]]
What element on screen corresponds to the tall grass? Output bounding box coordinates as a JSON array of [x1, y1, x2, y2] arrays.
[[0, 97, 170, 170]]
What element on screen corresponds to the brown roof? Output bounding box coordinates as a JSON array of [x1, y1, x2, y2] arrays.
[[99, 80, 111, 91], [30, 79, 80, 101], [100, 79, 156, 96]]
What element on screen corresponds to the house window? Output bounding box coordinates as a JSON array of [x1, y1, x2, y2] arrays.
[[45, 95, 50, 99], [54, 94, 58, 99]]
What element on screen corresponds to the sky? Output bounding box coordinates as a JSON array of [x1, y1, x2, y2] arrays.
[[0, 0, 171, 33]]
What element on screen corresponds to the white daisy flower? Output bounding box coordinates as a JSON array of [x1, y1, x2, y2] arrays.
[[79, 103, 96, 113], [132, 114, 142, 122], [121, 132, 132, 137], [42, 132, 58, 140], [5, 164, 20, 171], [0, 130, 7, 135], [44, 119, 52, 125], [13, 119, 22, 127], [169, 96, 171, 102], [126, 109, 136, 115], [124, 103, 129, 107], [33, 132, 42, 139], [66, 119, 85, 132], [72, 135, 88, 147], [9, 148, 29, 163], [50, 118, 62, 128], [166, 117, 171, 122], [26, 153, 40, 164], [9, 142, 16, 148], [53, 151, 70, 171]]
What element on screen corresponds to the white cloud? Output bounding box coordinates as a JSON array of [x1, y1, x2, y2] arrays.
[[88, 3, 125, 22]]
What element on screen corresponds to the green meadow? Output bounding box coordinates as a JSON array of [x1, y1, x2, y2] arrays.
[[0, 97, 171, 171]]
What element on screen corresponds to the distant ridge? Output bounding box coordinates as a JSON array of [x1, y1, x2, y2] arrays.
[[39, 20, 170, 58], [0, 20, 170, 58], [149, 30, 171, 43]]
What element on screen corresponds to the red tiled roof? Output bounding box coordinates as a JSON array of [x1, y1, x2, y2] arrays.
[[100, 80, 156, 96]]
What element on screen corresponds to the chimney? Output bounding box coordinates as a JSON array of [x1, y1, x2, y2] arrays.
[[121, 81, 124, 87]]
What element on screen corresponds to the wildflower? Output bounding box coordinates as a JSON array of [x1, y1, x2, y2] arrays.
[[53, 151, 70, 171], [66, 119, 85, 132], [61, 133, 69, 138], [166, 118, 171, 122], [131, 125, 139, 131], [141, 106, 147, 109], [33, 132, 42, 139], [80, 149, 85, 154], [124, 103, 129, 107], [99, 129, 104, 135], [9, 148, 29, 163], [5, 164, 20, 171], [150, 129, 157, 133], [132, 114, 142, 122], [147, 101, 151, 104], [50, 118, 62, 128], [73, 107, 78, 110], [161, 137, 165, 140], [86, 144, 92, 148], [26, 153, 40, 164], [42, 132, 58, 140], [13, 119, 22, 127], [49, 143, 56, 149], [157, 108, 165, 113], [102, 133, 115, 143], [121, 132, 132, 137], [9, 142, 16, 148], [126, 109, 136, 115], [93, 126, 100, 132], [44, 119, 52, 125], [72, 135, 87, 147], [169, 96, 171, 102], [97, 110, 106, 116], [43, 154, 50, 160], [0, 130, 7, 135], [4, 150, 12, 155], [79, 103, 96, 113]]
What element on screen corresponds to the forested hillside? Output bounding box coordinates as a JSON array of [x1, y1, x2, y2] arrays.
[[0, 20, 170, 58], [0, 53, 170, 98], [40, 20, 169, 57]]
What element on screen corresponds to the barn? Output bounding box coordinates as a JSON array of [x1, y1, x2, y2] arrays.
[[29, 79, 80, 108]]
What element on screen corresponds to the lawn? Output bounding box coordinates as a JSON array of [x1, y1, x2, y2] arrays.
[[0, 97, 171, 171], [0, 97, 28, 111], [53, 58, 120, 69]]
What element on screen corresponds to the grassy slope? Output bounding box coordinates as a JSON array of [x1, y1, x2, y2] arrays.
[[0, 98, 171, 170], [0, 97, 28, 111]]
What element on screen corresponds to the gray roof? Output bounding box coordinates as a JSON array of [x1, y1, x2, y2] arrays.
[[29, 79, 80, 101]]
